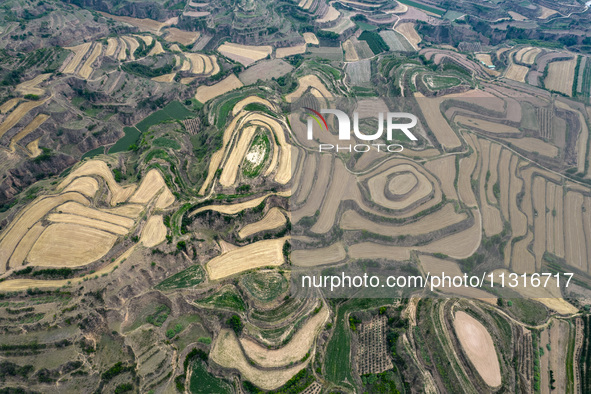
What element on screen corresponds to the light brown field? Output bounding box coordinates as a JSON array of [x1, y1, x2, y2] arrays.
[[79, 43, 102, 79], [155, 187, 175, 209], [425, 156, 458, 200], [564, 191, 587, 270], [486, 143, 501, 204], [311, 162, 350, 233], [140, 215, 166, 247], [129, 169, 170, 204], [8, 223, 45, 267], [59, 160, 136, 206], [232, 96, 275, 116], [453, 311, 501, 387], [105, 37, 118, 57], [498, 149, 511, 219], [135, 35, 153, 45], [46, 213, 129, 235], [122, 36, 139, 60], [395, 23, 421, 50], [292, 242, 346, 267], [191, 191, 289, 216], [276, 44, 307, 58], [241, 304, 328, 367], [303, 32, 319, 45], [317, 5, 340, 23], [419, 255, 495, 301], [206, 237, 287, 280], [238, 207, 286, 238], [26, 138, 41, 157], [516, 47, 541, 64], [508, 156, 528, 237], [101, 204, 144, 218], [27, 223, 117, 267], [503, 137, 558, 157], [8, 114, 50, 151], [117, 38, 127, 61], [505, 63, 529, 82], [341, 204, 466, 236], [538, 5, 558, 19], [151, 73, 176, 82], [211, 329, 308, 390], [348, 243, 410, 261], [512, 231, 535, 273], [458, 152, 477, 207], [532, 176, 546, 268], [418, 210, 481, 259], [343, 40, 359, 62], [148, 40, 165, 56], [0, 99, 49, 139], [16, 73, 51, 96], [247, 115, 291, 184], [545, 182, 556, 255], [55, 201, 134, 228], [164, 28, 200, 46], [0, 192, 89, 272], [414, 93, 461, 149], [195, 74, 243, 103], [217, 43, 272, 66], [475, 53, 493, 67], [62, 176, 99, 197], [63, 42, 92, 74], [456, 115, 521, 134], [585, 197, 591, 274], [508, 11, 527, 21], [545, 58, 576, 96], [219, 125, 259, 186], [0, 98, 20, 114], [97, 12, 165, 34], [475, 138, 503, 236], [285, 75, 333, 102], [367, 164, 432, 210]]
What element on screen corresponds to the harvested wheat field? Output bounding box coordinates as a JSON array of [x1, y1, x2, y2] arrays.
[[368, 164, 432, 210], [538, 5, 558, 18], [8, 223, 45, 268], [129, 169, 170, 204], [0, 98, 20, 114], [151, 73, 176, 82], [503, 137, 558, 156], [148, 40, 165, 56], [456, 115, 520, 134], [78, 43, 102, 79], [241, 305, 328, 367], [46, 213, 129, 235], [105, 37, 118, 56], [292, 242, 346, 267], [505, 63, 529, 82], [9, 114, 50, 151], [516, 47, 541, 65], [425, 156, 458, 199], [63, 42, 92, 74], [239, 208, 286, 238], [343, 40, 359, 62], [286, 74, 333, 102], [16, 73, 51, 96], [564, 191, 587, 271], [232, 96, 275, 116], [62, 176, 99, 197], [135, 35, 153, 45], [164, 28, 200, 46], [395, 23, 421, 50], [211, 329, 308, 390], [56, 201, 134, 228], [26, 138, 41, 157], [191, 192, 289, 216], [97, 12, 165, 34], [27, 223, 117, 267], [414, 93, 461, 148], [140, 215, 167, 247], [219, 125, 258, 186], [58, 160, 136, 206], [419, 210, 481, 259], [453, 311, 501, 387], [117, 38, 127, 61], [122, 36, 139, 60], [545, 58, 576, 96], [217, 42, 272, 66], [102, 204, 145, 218], [195, 74, 243, 103], [206, 237, 287, 280], [0, 99, 49, 139], [276, 44, 307, 58], [475, 53, 493, 67], [348, 243, 410, 261], [303, 32, 319, 45]]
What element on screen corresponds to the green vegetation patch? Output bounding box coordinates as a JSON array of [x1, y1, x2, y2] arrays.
[[108, 127, 141, 154], [396, 0, 445, 16], [424, 74, 462, 90], [153, 137, 181, 150], [155, 265, 205, 290], [240, 270, 288, 303], [136, 101, 194, 133], [189, 360, 232, 393], [242, 132, 270, 178], [504, 298, 548, 326], [358, 31, 389, 55], [146, 305, 170, 327], [195, 286, 246, 312]]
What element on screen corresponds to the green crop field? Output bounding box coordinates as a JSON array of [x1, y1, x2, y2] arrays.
[[189, 360, 232, 393], [397, 0, 445, 16], [359, 31, 389, 55], [81, 146, 104, 160], [108, 127, 141, 154], [196, 286, 246, 312], [155, 265, 206, 290], [241, 271, 288, 302], [136, 101, 194, 133]]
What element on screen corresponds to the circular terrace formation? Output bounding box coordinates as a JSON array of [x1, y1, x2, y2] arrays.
[[387, 171, 418, 197], [367, 163, 433, 211]]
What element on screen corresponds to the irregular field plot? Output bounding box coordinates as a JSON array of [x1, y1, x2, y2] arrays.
[[545, 58, 576, 96]]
